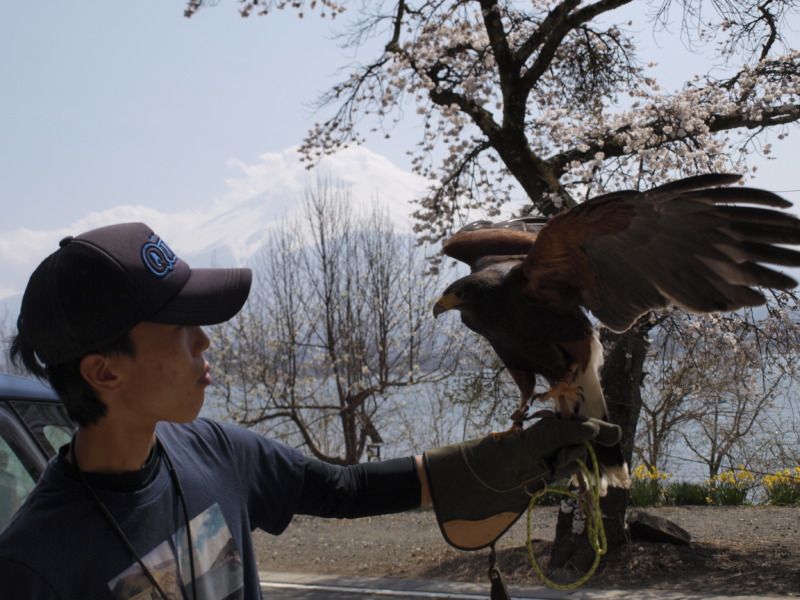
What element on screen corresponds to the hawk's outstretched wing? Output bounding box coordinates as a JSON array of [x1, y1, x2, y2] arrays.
[[445, 174, 800, 332]]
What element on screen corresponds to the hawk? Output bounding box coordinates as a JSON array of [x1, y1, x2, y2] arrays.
[[433, 174, 800, 489]]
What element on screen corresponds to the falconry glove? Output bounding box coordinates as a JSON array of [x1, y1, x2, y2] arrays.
[[424, 417, 622, 550]]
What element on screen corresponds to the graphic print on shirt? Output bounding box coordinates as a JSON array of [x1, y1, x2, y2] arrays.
[[107, 503, 244, 600]]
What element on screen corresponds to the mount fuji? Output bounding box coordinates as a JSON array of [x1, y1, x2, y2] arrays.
[[0, 146, 430, 320], [0, 147, 426, 304]]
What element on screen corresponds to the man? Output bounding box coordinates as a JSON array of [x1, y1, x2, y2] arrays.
[[0, 222, 619, 599]]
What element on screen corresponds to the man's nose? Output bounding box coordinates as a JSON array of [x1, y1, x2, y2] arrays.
[[192, 326, 211, 353]]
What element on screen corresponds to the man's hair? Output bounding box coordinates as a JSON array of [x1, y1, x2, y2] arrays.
[[10, 332, 136, 427]]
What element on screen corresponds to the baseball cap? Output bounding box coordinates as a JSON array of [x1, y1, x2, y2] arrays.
[[17, 222, 252, 366]]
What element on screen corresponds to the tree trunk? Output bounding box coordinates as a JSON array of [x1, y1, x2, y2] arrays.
[[550, 318, 651, 571]]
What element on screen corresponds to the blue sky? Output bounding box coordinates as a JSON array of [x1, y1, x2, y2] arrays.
[[2, 1, 401, 231], [2, 1, 799, 301]]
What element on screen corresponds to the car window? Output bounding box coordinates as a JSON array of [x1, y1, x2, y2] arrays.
[[11, 401, 75, 454], [0, 437, 36, 530], [43, 424, 73, 453], [0, 395, 73, 532]]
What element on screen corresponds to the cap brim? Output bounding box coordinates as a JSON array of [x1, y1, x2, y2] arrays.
[[149, 268, 252, 326]]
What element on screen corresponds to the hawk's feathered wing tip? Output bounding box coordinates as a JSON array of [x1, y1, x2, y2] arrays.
[[443, 218, 549, 267], [651, 172, 742, 194]]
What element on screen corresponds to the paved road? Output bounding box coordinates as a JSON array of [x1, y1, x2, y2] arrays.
[[258, 572, 789, 600], [260, 578, 487, 599]]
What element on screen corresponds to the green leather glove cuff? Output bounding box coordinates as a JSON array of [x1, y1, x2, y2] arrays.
[[423, 417, 621, 550]]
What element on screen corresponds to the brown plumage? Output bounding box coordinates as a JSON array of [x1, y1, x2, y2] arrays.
[[433, 174, 800, 489]]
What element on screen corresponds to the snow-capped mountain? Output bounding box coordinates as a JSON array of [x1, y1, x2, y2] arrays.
[[0, 146, 430, 320]]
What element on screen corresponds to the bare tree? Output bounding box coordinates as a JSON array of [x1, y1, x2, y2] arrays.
[[396, 342, 516, 440], [208, 180, 463, 464], [0, 308, 24, 376], [638, 294, 800, 478]]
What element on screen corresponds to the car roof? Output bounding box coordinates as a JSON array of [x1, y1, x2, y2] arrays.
[[0, 373, 59, 401]]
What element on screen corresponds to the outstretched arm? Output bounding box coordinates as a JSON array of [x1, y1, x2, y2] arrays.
[[297, 456, 424, 519]]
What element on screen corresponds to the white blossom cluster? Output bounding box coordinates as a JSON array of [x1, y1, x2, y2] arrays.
[[185, 0, 345, 19], [288, 1, 800, 243]]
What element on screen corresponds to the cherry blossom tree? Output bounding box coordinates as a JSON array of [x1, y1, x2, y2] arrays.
[[187, 0, 800, 569], [187, 1, 799, 235]]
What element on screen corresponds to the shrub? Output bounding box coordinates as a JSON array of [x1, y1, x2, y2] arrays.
[[762, 467, 800, 506], [664, 481, 709, 506], [706, 466, 754, 506]]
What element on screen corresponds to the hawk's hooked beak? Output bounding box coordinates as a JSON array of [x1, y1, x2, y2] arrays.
[[433, 291, 461, 318]]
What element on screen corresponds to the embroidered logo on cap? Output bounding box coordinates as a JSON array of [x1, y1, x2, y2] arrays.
[[141, 234, 178, 277]]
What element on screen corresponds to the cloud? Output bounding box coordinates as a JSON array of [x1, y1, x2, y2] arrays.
[[0, 146, 430, 302], [213, 145, 426, 232]]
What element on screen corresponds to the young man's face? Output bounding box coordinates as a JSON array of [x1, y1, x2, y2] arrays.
[[113, 322, 212, 425]]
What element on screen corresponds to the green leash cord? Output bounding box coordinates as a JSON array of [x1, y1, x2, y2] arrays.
[[525, 442, 607, 590]]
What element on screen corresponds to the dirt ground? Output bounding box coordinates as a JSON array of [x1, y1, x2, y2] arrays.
[[254, 505, 800, 596]]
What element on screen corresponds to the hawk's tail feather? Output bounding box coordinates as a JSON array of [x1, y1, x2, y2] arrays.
[[571, 441, 630, 497], [595, 440, 631, 491]]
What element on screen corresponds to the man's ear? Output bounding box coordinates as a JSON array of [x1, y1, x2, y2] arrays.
[[79, 353, 124, 394]]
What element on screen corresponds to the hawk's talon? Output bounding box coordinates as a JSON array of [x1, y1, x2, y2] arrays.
[[509, 407, 529, 423], [529, 409, 559, 419], [490, 421, 524, 440], [538, 381, 584, 405], [497, 374, 585, 434]]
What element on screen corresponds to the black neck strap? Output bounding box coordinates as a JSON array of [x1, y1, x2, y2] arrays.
[[70, 437, 198, 600]]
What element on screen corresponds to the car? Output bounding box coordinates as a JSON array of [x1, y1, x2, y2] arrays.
[[0, 373, 75, 530]]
